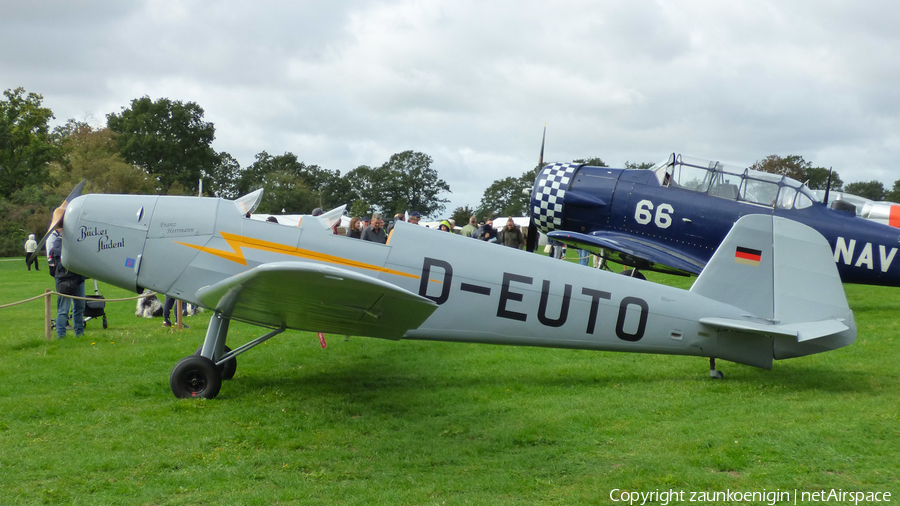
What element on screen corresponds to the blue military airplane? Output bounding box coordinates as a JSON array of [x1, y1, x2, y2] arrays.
[[530, 153, 900, 286]]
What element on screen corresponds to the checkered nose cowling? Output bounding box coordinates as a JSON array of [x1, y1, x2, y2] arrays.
[[531, 162, 580, 234]]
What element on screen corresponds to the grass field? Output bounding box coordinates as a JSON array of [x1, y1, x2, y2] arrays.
[[0, 256, 897, 505]]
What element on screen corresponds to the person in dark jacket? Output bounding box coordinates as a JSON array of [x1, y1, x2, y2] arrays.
[[498, 217, 524, 249], [360, 213, 387, 243], [51, 231, 86, 338], [473, 219, 497, 242], [347, 217, 362, 239]]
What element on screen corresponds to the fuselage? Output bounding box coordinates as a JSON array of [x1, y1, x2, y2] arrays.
[[59, 192, 851, 369], [533, 156, 900, 286]]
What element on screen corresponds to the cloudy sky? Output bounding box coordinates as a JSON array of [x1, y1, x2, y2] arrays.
[[3, 0, 899, 213]]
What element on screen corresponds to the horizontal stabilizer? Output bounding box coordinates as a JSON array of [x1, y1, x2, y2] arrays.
[[699, 317, 849, 342], [196, 261, 437, 339]]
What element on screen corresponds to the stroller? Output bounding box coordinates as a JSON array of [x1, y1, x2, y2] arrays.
[[52, 279, 108, 330], [84, 279, 108, 329]]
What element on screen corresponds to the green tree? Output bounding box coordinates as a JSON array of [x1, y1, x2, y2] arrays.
[[804, 167, 843, 192], [316, 169, 356, 210], [107, 96, 218, 194], [344, 165, 379, 216], [376, 151, 450, 218], [239, 151, 319, 214], [203, 152, 242, 199], [844, 181, 885, 201], [451, 205, 476, 226], [624, 161, 654, 170], [885, 177, 900, 203], [0, 87, 59, 196], [477, 175, 531, 218], [751, 154, 843, 192], [751, 154, 810, 180], [52, 120, 156, 194]]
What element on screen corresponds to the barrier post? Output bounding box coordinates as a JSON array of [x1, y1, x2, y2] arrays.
[[45, 289, 51, 341], [176, 300, 183, 330]]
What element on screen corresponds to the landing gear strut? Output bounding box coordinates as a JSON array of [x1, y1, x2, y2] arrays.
[[621, 269, 646, 280], [169, 313, 285, 399], [709, 358, 724, 379]]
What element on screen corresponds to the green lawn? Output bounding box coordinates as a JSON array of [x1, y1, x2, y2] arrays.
[[0, 256, 896, 505]]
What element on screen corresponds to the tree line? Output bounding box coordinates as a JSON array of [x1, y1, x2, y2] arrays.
[[2, 86, 898, 256]]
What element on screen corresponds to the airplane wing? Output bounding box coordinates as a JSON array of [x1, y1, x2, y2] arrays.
[[547, 230, 706, 276], [195, 261, 438, 340]]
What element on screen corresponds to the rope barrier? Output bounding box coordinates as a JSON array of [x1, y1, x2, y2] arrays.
[[0, 289, 162, 341], [0, 290, 157, 309]]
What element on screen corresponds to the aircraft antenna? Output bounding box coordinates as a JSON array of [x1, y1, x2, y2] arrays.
[[823, 167, 833, 205]]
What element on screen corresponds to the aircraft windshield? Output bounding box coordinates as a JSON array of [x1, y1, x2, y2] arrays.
[[651, 154, 817, 210]]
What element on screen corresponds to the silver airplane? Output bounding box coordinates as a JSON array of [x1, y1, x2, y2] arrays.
[[46, 187, 855, 398]]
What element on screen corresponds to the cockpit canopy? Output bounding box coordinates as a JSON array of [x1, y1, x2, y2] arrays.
[[651, 153, 818, 211]]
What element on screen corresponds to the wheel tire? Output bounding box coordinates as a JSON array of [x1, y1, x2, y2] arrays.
[[194, 345, 237, 381], [620, 269, 646, 280], [170, 355, 222, 399], [102, 316, 108, 329]]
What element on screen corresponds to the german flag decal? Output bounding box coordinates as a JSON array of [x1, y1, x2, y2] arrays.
[[735, 246, 762, 266]]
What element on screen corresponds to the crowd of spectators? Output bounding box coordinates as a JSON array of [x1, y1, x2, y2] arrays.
[[342, 212, 540, 251]]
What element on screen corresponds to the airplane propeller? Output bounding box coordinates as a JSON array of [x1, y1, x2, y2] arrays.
[[30, 179, 86, 263], [525, 124, 546, 253]]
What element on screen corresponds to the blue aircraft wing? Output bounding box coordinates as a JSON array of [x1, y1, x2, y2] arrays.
[[547, 230, 706, 276]]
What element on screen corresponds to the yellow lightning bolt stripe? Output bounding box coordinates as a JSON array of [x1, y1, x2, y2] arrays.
[[176, 231, 419, 279]]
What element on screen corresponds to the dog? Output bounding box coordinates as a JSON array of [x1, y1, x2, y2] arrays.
[[136, 290, 202, 318]]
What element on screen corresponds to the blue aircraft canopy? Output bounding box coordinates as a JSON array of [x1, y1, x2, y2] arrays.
[[651, 153, 818, 210]]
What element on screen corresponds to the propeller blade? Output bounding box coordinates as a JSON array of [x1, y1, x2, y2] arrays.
[[538, 122, 546, 168], [526, 124, 546, 253], [30, 180, 86, 262]]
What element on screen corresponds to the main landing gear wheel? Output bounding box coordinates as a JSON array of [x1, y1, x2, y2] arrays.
[[170, 355, 222, 399], [193, 345, 237, 380]]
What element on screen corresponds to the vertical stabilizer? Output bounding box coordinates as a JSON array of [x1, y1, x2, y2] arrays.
[[690, 215, 775, 319], [691, 215, 855, 358]]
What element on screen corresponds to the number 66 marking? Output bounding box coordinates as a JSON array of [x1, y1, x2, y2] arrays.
[[634, 200, 674, 228]]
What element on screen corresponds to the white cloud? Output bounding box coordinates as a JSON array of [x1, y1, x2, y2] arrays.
[[2, 0, 899, 212]]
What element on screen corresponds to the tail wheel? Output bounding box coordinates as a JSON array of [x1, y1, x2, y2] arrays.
[[170, 355, 222, 399]]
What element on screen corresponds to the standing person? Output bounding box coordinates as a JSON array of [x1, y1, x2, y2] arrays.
[[439, 220, 452, 232], [51, 232, 86, 338], [347, 217, 362, 239], [46, 228, 61, 276], [24, 234, 39, 271], [386, 213, 405, 234], [498, 217, 525, 249], [408, 211, 421, 225], [578, 248, 590, 266], [460, 216, 478, 237], [163, 297, 189, 328], [361, 213, 387, 243], [548, 238, 564, 259], [474, 219, 498, 242]]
